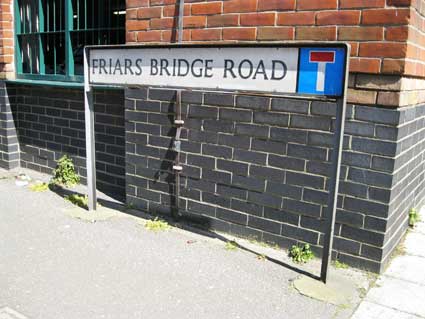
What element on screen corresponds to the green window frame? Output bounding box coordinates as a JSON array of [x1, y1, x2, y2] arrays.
[[14, 0, 126, 82]]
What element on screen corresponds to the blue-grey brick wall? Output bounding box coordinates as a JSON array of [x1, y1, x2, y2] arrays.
[[0, 82, 19, 170], [125, 87, 425, 273], [377, 104, 425, 267], [7, 84, 126, 201]]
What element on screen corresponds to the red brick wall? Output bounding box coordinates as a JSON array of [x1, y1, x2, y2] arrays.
[[406, 0, 425, 77], [126, 0, 418, 77], [0, 0, 13, 78], [0, 1, 422, 80]]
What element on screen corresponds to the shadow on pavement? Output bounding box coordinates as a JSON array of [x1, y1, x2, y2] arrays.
[[49, 184, 320, 282]]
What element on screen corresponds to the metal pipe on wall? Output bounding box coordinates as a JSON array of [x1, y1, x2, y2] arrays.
[[177, 0, 185, 43], [172, 0, 185, 218]]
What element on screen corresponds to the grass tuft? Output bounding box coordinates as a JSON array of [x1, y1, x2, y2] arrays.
[[145, 217, 170, 232], [65, 194, 88, 209], [409, 208, 421, 227], [333, 260, 349, 269], [29, 182, 49, 192], [225, 240, 238, 251], [125, 202, 136, 210]]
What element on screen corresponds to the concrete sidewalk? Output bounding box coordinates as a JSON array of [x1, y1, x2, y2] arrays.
[[0, 168, 370, 319], [352, 207, 425, 319]]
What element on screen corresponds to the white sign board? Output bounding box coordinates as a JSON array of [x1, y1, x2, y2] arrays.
[[87, 44, 348, 96]]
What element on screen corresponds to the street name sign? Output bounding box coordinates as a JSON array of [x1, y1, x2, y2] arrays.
[[87, 44, 349, 97], [84, 43, 350, 284]]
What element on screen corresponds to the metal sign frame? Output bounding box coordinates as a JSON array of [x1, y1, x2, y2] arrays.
[[83, 42, 350, 283]]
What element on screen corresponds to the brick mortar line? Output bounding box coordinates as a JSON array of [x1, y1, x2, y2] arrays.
[[392, 149, 425, 181], [387, 194, 424, 226], [398, 112, 425, 127], [126, 90, 424, 268], [132, 171, 390, 233], [390, 174, 425, 209], [181, 196, 325, 235], [396, 126, 425, 143], [382, 216, 411, 253], [128, 143, 401, 189], [394, 149, 425, 176], [393, 151, 425, 178], [338, 250, 384, 264]]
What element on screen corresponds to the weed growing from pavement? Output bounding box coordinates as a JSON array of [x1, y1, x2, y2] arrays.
[[65, 194, 88, 209], [409, 208, 421, 227], [145, 217, 170, 232], [365, 271, 379, 282], [358, 271, 379, 296], [257, 254, 267, 261], [52, 155, 80, 187], [392, 242, 407, 258], [333, 260, 349, 269], [289, 244, 314, 263], [225, 240, 238, 251], [357, 287, 368, 299], [29, 182, 49, 192]]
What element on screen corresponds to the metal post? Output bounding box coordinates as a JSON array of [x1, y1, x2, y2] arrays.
[[320, 45, 351, 283], [84, 48, 97, 211], [177, 0, 185, 43]]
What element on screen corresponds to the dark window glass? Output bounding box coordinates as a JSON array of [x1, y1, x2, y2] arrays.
[[15, 0, 125, 81]]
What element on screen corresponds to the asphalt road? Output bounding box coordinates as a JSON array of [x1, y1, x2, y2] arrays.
[[0, 169, 366, 319]]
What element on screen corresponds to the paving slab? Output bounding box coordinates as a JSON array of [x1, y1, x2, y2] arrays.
[[403, 232, 425, 257], [385, 255, 425, 285], [366, 276, 425, 317], [351, 208, 425, 319], [0, 168, 370, 319], [413, 221, 425, 235], [351, 301, 421, 319]]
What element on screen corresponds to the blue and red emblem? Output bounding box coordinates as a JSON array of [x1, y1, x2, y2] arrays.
[[297, 47, 346, 97]]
